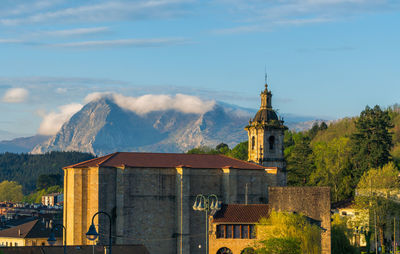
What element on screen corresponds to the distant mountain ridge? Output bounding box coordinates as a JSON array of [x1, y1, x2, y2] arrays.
[[0, 135, 50, 153], [1, 98, 325, 155], [32, 98, 254, 155]]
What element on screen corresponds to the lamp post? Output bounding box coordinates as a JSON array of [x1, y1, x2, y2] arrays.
[[47, 223, 67, 254], [86, 211, 112, 254], [193, 194, 221, 254]]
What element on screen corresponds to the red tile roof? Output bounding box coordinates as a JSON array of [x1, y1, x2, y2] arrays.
[[212, 204, 270, 223], [65, 152, 266, 170]]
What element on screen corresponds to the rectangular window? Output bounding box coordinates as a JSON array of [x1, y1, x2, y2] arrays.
[[241, 225, 249, 239], [226, 225, 233, 238], [249, 225, 256, 239], [15, 243, 18, 246], [234, 225, 241, 238], [216, 225, 225, 238]]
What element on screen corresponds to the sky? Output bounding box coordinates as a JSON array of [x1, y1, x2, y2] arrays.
[[0, 0, 399, 139]]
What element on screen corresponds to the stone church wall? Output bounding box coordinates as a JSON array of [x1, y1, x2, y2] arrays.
[[81, 166, 274, 254]]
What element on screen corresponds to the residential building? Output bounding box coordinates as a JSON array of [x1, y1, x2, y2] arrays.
[[0, 219, 62, 247], [41, 193, 63, 207], [209, 204, 269, 254]]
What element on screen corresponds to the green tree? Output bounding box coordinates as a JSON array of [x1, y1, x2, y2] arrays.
[[0, 180, 23, 202], [23, 185, 63, 204], [186, 146, 219, 154], [331, 214, 358, 254], [227, 141, 248, 161], [350, 105, 393, 180], [256, 237, 301, 254], [36, 174, 61, 190], [310, 137, 353, 203], [286, 134, 315, 186], [216, 143, 230, 154], [355, 162, 400, 252], [253, 211, 321, 254]]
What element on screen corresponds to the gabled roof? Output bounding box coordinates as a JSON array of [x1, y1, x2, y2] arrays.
[[65, 152, 267, 170], [212, 204, 270, 223], [0, 219, 61, 239]]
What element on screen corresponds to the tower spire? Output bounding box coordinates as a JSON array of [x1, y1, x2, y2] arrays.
[[264, 65, 268, 88]]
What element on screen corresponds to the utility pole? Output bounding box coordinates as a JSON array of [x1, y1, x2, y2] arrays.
[[395, 217, 396, 254], [375, 210, 378, 254]]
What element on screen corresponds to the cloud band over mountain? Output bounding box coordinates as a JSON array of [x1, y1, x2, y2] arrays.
[[38, 92, 215, 135]]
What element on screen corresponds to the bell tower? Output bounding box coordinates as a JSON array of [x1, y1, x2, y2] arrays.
[[245, 80, 287, 185]]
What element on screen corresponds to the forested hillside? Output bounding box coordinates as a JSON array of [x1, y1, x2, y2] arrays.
[[0, 151, 94, 193], [286, 104, 400, 203], [189, 104, 400, 204]]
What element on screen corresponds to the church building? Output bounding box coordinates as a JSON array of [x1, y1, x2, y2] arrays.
[[63, 82, 332, 254]]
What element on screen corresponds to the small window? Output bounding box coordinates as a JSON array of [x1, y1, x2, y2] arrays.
[[249, 225, 256, 239], [216, 225, 225, 238], [226, 225, 233, 238], [241, 225, 249, 239], [234, 225, 241, 238], [269, 136, 275, 150], [342, 211, 347, 216], [15, 242, 18, 246], [251, 136, 255, 150], [217, 247, 233, 254]]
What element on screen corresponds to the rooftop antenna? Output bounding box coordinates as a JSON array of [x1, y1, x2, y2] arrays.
[[264, 65, 267, 85]]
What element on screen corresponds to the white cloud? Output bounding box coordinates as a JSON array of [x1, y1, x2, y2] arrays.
[[55, 87, 67, 93], [50, 38, 188, 48], [42, 27, 110, 37], [37, 103, 83, 135], [2, 88, 29, 103], [0, 0, 192, 26], [84, 92, 215, 115], [0, 38, 24, 44], [212, 0, 400, 33]]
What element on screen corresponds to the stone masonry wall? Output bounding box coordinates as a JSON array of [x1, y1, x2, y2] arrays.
[[268, 187, 331, 254]]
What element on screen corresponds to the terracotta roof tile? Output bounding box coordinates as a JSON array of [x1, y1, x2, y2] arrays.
[[64, 152, 266, 170], [212, 204, 270, 223]]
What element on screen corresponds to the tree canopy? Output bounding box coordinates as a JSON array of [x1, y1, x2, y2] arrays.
[[0, 151, 94, 193], [0, 180, 23, 202], [350, 105, 393, 179], [253, 211, 321, 254]]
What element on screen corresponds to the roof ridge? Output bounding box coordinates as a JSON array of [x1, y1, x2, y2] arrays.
[[64, 155, 103, 169], [23, 220, 40, 238], [218, 154, 266, 169], [97, 152, 119, 166], [64, 152, 118, 169], [0, 219, 39, 238]]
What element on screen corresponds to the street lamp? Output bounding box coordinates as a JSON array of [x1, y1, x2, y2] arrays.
[[47, 223, 67, 254], [86, 211, 112, 254], [193, 194, 221, 254]]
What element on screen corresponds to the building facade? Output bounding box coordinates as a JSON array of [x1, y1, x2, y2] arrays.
[[209, 204, 269, 254], [63, 153, 282, 254]]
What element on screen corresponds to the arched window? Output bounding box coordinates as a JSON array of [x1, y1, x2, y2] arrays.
[[268, 136, 275, 150], [241, 247, 255, 254], [251, 136, 255, 150], [217, 247, 233, 254]]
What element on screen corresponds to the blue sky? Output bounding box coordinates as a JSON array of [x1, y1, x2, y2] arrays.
[[0, 0, 399, 139]]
